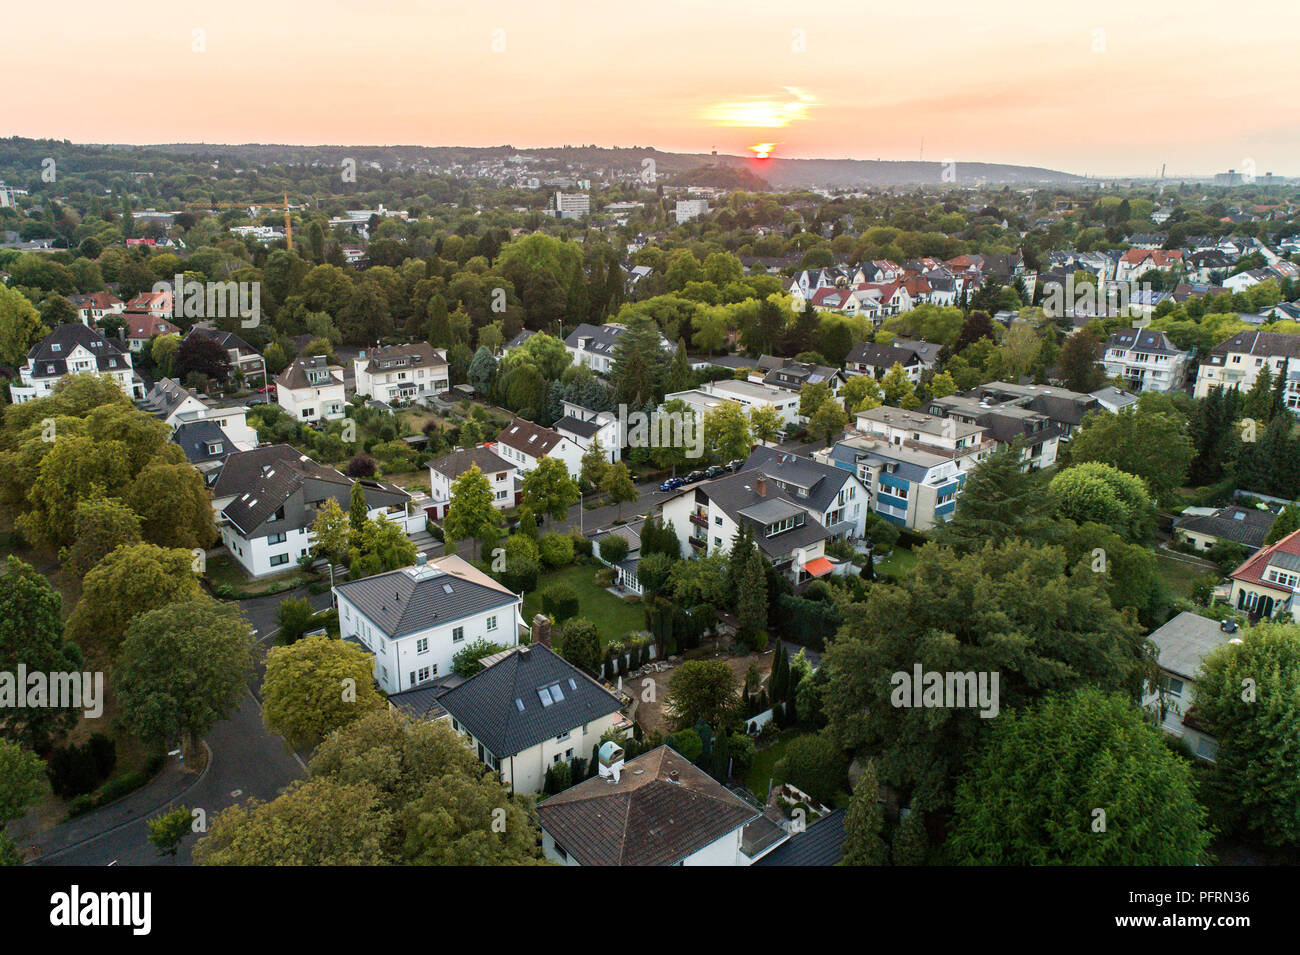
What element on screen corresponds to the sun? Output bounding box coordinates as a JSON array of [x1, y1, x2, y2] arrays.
[[749, 143, 778, 159]]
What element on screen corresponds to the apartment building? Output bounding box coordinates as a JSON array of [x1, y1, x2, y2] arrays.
[[1101, 328, 1190, 393], [1194, 330, 1300, 413], [352, 343, 449, 405]]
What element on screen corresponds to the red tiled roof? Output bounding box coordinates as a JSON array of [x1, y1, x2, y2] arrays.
[[1229, 527, 1300, 591]]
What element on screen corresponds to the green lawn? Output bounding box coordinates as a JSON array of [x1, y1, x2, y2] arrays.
[[874, 545, 918, 579], [205, 552, 316, 598], [1155, 551, 1218, 601], [523, 564, 645, 646], [744, 734, 804, 801]]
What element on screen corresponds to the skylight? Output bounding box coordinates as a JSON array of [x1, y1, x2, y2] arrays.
[[538, 687, 553, 706], [515, 698, 525, 711], [442, 583, 454, 594]]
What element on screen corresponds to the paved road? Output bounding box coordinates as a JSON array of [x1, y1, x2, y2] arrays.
[[30, 588, 324, 867]]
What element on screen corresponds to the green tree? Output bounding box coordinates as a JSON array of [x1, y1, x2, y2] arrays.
[[309, 498, 350, 568], [0, 557, 83, 751], [275, 597, 317, 645], [147, 806, 194, 859], [261, 634, 385, 751], [841, 760, 888, 866], [0, 739, 45, 865], [1065, 404, 1193, 504], [948, 689, 1210, 864], [128, 457, 217, 549], [880, 363, 917, 408], [559, 618, 602, 673], [667, 660, 737, 730], [348, 479, 368, 531], [579, 438, 610, 490], [1265, 503, 1300, 545], [116, 599, 254, 757], [1049, 462, 1154, 542], [808, 400, 849, 443], [748, 405, 783, 445], [0, 285, 47, 367], [736, 548, 768, 647], [1195, 621, 1300, 848], [840, 374, 883, 413], [444, 465, 500, 561], [66, 543, 204, 653], [60, 497, 143, 578], [774, 732, 847, 805], [520, 456, 580, 522], [932, 445, 1054, 553], [702, 400, 752, 464], [600, 461, 637, 520]]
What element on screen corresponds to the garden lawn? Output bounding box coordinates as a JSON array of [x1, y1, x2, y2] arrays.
[[874, 545, 918, 579], [1155, 550, 1217, 601], [523, 564, 644, 647], [744, 733, 806, 802]]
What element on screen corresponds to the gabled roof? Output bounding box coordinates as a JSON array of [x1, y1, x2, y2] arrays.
[[437, 644, 622, 758], [1228, 527, 1300, 591], [536, 746, 759, 866], [214, 444, 408, 537], [496, 418, 567, 458], [185, 325, 258, 356], [845, 341, 921, 369], [1174, 505, 1273, 549], [140, 377, 207, 418], [333, 557, 518, 639], [1207, 330, 1300, 363], [685, 470, 831, 559], [276, 354, 343, 390], [357, 342, 447, 374], [170, 419, 235, 465], [1105, 328, 1184, 356], [125, 313, 179, 340], [428, 446, 514, 481], [739, 446, 852, 515], [554, 415, 602, 439]]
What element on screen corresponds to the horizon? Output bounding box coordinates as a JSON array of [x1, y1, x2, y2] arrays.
[[7, 0, 1299, 179]]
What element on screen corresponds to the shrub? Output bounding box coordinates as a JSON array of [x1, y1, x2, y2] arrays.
[[775, 733, 848, 805], [275, 597, 316, 645], [542, 584, 580, 622], [572, 534, 593, 558], [598, 535, 630, 564], [559, 618, 602, 673], [593, 568, 614, 588], [538, 533, 575, 568], [347, 454, 377, 477], [501, 555, 539, 593], [47, 736, 117, 799], [452, 638, 509, 677]]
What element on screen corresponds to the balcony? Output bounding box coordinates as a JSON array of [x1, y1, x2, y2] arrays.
[[688, 512, 708, 527], [688, 536, 707, 550]]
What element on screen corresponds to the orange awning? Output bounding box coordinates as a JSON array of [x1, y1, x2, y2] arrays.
[[804, 557, 834, 577]]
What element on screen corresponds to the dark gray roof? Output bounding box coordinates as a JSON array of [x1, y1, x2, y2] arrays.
[[386, 674, 465, 722], [428, 446, 513, 481], [682, 469, 831, 559], [25, 322, 130, 378], [555, 415, 601, 439], [276, 354, 342, 390], [565, 322, 626, 356], [214, 444, 409, 537], [334, 562, 518, 639], [185, 325, 258, 356], [436, 645, 622, 758], [740, 446, 852, 515], [537, 746, 758, 866], [1149, 612, 1237, 681], [845, 341, 921, 369], [1174, 506, 1274, 549], [170, 419, 235, 465], [1206, 330, 1300, 364], [140, 377, 205, 418], [1105, 328, 1182, 355], [754, 809, 846, 866], [358, 342, 447, 375]]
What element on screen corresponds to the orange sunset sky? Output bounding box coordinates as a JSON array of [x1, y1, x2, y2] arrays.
[[7, 0, 1300, 177]]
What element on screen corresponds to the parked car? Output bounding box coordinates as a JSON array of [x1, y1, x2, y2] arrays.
[[685, 470, 706, 484], [659, 477, 685, 492], [705, 465, 725, 479], [725, 459, 744, 472]]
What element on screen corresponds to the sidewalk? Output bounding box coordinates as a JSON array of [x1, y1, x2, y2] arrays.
[[18, 747, 208, 863]]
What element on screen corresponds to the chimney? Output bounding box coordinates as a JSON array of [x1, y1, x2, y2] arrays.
[[755, 475, 767, 496], [531, 614, 552, 648], [669, 770, 680, 783]]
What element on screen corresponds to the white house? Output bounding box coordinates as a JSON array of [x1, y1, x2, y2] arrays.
[[435, 642, 630, 795], [140, 377, 258, 448], [352, 342, 449, 405], [10, 323, 143, 404], [1194, 330, 1300, 411], [554, 400, 620, 463], [1101, 328, 1190, 393], [1142, 612, 1242, 762], [212, 444, 412, 577], [494, 418, 585, 474], [739, 447, 868, 541], [537, 745, 761, 866], [698, 378, 800, 427], [427, 445, 519, 519], [563, 323, 675, 375], [334, 554, 524, 695], [275, 354, 347, 421]]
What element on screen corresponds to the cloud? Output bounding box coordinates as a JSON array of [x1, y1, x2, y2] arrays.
[[702, 87, 817, 128]]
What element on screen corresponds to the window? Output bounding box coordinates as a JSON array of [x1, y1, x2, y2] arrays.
[[269, 554, 289, 567], [416, 637, 429, 654], [1159, 675, 1185, 698], [267, 532, 287, 545], [452, 626, 464, 642], [416, 666, 431, 683], [486, 616, 497, 632]]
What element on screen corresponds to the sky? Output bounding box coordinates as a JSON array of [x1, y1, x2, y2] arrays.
[[7, 0, 1300, 177]]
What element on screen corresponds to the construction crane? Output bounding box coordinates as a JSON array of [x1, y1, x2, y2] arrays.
[[187, 193, 294, 249]]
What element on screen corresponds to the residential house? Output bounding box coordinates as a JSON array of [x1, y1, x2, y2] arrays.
[[538, 745, 761, 866], [753, 809, 847, 867], [554, 400, 620, 463], [817, 406, 990, 530], [659, 469, 834, 585], [697, 378, 801, 427], [1174, 505, 1274, 554], [334, 554, 524, 695], [1114, 249, 1184, 283], [754, 355, 844, 397], [1090, 386, 1140, 413], [968, 381, 1103, 440], [1101, 328, 1190, 393], [184, 326, 266, 385], [212, 444, 412, 577], [563, 322, 675, 375], [427, 445, 519, 519], [352, 342, 449, 405], [69, 291, 124, 325], [275, 354, 347, 421], [1194, 330, 1300, 410], [123, 312, 180, 353], [844, 341, 926, 384], [1142, 612, 1243, 761], [494, 418, 585, 474], [738, 446, 868, 541], [925, 393, 1060, 469], [437, 643, 631, 795], [1226, 528, 1300, 619], [10, 322, 143, 404]]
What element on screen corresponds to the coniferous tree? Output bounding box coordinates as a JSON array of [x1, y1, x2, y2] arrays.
[[842, 761, 888, 866]]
